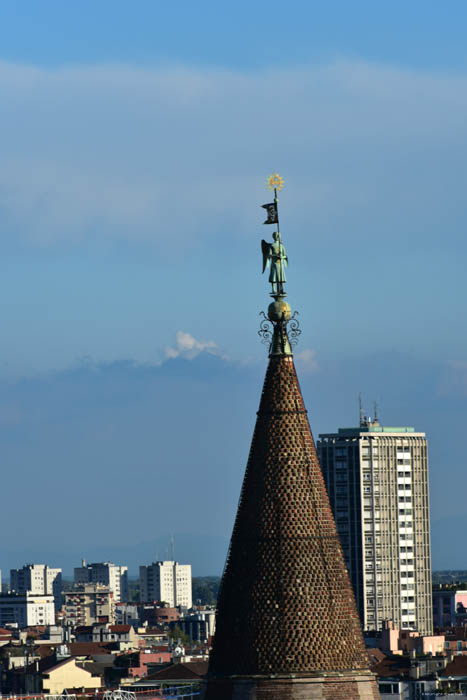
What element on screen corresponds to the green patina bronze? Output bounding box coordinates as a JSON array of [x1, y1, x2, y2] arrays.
[[261, 232, 288, 297]]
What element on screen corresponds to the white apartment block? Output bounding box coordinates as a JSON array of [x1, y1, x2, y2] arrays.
[[318, 418, 432, 635], [0, 593, 55, 627], [140, 561, 192, 608], [10, 564, 62, 610], [74, 561, 128, 602]]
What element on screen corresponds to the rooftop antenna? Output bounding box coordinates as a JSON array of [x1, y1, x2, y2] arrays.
[[373, 400, 380, 424], [358, 393, 365, 427]]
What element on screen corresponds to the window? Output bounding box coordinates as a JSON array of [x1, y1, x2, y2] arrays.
[[379, 683, 399, 694]]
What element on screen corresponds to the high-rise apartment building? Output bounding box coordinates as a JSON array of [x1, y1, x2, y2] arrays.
[[10, 564, 62, 610], [0, 592, 55, 627], [64, 583, 114, 626], [318, 417, 432, 634], [74, 561, 128, 602], [139, 561, 192, 608]]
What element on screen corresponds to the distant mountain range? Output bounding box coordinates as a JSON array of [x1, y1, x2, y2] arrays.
[[0, 533, 230, 579]]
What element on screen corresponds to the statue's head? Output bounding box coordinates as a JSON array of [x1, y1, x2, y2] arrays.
[[273, 231, 279, 241]]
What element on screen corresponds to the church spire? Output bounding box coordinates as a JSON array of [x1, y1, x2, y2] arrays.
[[201, 178, 380, 699]]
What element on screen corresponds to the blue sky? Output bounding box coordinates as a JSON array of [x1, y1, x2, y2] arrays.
[[1, 1, 467, 574]]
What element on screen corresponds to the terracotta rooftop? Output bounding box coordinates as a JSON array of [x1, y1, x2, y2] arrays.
[[109, 624, 131, 633], [370, 654, 411, 679], [35, 642, 113, 661], [68, 642, 113, 656], [148, 660, 208, 680], [367, 648, 388, 668], [440, 655, 467, 677]]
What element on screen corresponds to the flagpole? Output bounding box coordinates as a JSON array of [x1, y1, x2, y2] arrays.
[[274, 186, 284, 296], [274, 187, 281, 242]]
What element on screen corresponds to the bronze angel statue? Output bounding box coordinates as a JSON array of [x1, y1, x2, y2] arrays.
[[261, 232, 288, 296]]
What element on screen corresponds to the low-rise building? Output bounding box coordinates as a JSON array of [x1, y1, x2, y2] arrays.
[[0, 627, 12, 647], [115, 602, 140, 627], [380, 620, 445, 655], [92, 623, 139, 650], [438, 655, 467, 695], [433, 587, 467, 627], [442, 626, 467, 653], [175, 609, 216, 642], [142, 660, 208, 688], [371, 651, 445, 699], [32, 656, 103, 694], [126, 649, 172, 678], [135, 627, 166, 647]]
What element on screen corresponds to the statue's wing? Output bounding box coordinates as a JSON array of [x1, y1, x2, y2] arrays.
[[261, 240, 271, 273]]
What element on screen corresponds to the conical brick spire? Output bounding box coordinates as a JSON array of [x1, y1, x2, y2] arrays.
[[202, 185, 379, 699], [203, 353, 380, 698]]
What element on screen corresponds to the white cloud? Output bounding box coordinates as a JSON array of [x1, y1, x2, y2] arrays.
[[0, 59, 467, 250], [165, 330, 218, 360], [295, 348, 319, 373]]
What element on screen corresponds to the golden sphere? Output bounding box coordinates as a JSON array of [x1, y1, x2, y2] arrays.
[[268, 299, 292, 322]]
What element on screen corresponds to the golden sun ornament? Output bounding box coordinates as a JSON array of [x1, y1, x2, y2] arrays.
[[267, 173, 284, 191]]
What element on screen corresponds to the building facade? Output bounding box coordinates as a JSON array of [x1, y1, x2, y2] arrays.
[[176, 609, 216, 642], [139, 561, 192, 608], [64, 583, 114, 626], [74, 561, 128, 602], [318, 418, 432, 634], [433, 588, 467, 627], [0, 593, 55, 627], [10, 564, 62, 611]]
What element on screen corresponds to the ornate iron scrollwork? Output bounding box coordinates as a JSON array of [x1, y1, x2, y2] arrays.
[[258, 311, 273, 347], [288, 311, 301, 346], [258, 310, 301, 350]]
